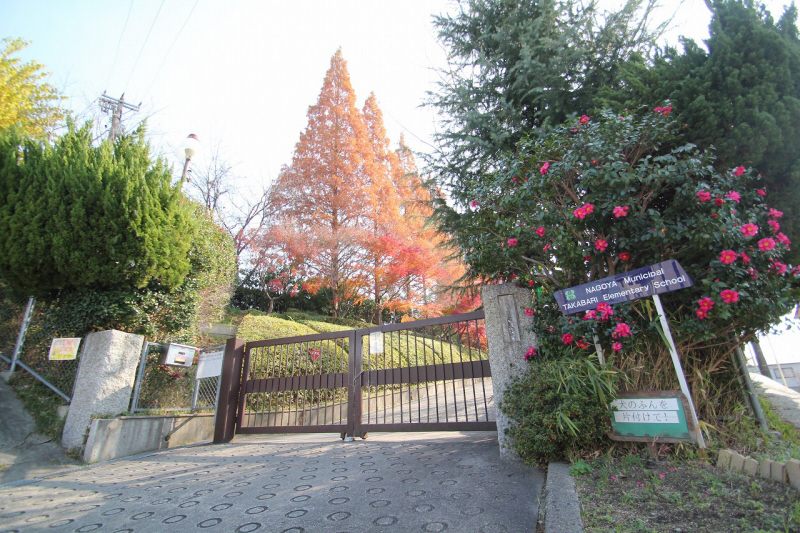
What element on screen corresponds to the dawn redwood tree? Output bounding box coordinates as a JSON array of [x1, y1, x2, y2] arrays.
[[270, 50, 374, 317]]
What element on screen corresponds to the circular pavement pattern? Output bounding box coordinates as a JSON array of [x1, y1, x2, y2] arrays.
[[0, 432, 542, 532]]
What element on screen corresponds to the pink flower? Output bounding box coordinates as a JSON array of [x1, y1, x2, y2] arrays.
[[562, 333, 574, 345], [772, 261, 788, 275], [595, 239, 608, 251], [719, 250, 738, 264], [583, 310, 597, 321], [528, 280, 535, 287], [733, 166, 745, 176], [524, 307, 534, 316], [619, 252, 630, 261], [659, 473, 666, 479], [720, 289, 739, 303], [470, 200, 478, 208], [508, 238, 518, 247], [610, 475, 617, 480], [757, 189, 766, 196], [540, 161, 550, 175], [777, 232, 791, 245], [612, 342, 622, 352], [576, 339, 591, 349], [741, 251, 751, 264], [767, 220, 780, 232], [698, 297, 715, 311], [536, 226, 546, 236], [579, 115, 590, 124], [758, 238, 776, 252], [613, 205, 629, 218], [596, 302, 614, 320], [654, 107, 663, 112], [584, 203, 595, 216], [543, 244, 551, 251], [573, 206, 587, 219], [725, 191, 741, 203], [661, 106, 673, 115], [715, 198, 724, 206], [525, 346, 536, 360], [583, 255, 591, 262], [696, 308, 708, 319], [740, 223, 758, 237], [614, 323, 632, 338], [768, 208, 784, 218], [697, 190, 711, 202]]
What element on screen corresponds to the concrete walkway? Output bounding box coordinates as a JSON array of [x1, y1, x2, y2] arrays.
[[0, 432, 544, 532], [750, 372, 800, 430]]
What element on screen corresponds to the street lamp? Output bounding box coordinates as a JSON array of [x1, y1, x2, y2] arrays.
[[179, 133, 200, 191]]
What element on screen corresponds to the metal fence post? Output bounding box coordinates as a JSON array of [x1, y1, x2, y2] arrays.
[[214, 337, 245, 444], [9, 297, 35, 375], [129, 341, 151, 412], [190, 377, 200, 411]]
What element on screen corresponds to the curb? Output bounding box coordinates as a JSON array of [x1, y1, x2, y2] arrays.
[[544, 461, 584, 532]]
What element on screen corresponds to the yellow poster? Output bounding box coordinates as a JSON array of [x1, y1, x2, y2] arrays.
[[48, 338, 82, 361]]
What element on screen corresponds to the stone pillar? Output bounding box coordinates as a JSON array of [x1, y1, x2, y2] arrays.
[[482, 283, 537, 459], [62, 330, 144, 450]]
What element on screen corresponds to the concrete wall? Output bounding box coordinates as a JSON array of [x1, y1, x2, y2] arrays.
[[83, 413, 214, 463], [62, 330, 144, 450]]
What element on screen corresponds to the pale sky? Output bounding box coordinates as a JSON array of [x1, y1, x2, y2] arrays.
[[2, 0, 798, 363]]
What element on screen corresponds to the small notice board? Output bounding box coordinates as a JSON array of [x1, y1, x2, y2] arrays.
[[608, 391, 695, 443]]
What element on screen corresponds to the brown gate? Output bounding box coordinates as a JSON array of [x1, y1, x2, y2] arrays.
[[213, 311, 494, 443]]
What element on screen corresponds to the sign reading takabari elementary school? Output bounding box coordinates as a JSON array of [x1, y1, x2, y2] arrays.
[[554, 260, 692, 315]]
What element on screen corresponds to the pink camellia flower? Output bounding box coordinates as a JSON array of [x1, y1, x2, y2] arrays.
[[613, 205, 629, 218], [758, 238, 776, 252], [508, 238, 518, 247], [757, 189, 766, 196], [583, 310, 597, 321], [583, 255, 591, 262], [662, 106, 673, 115], [777, 232, 791, 245], [524, 307, 534, 316], [612, 342, 622, 352], [772, 261, 788, 275], [562, 333, 574, 345], [595, 239, 608, 251], [573, 206, 587, 219], [719, 250, 738, 264], [584, 203, 595, 216], [698, 297, 715, 311], [536, 226, 546, 236], [525, 346, 536, 360], [741, 251, 751, 264], [579, 114, 590, 124], [725, 191, 741, 203], [470, 200, 478, 208], [697, 190, 712, 202], [740, 223, 758, 237], [576, 339, 591, 349], [714, 198, 724, 206], [619, 252, 630, 261], [696, 308, 708, 319], [733, 166, 745, 176], [528, 280, 535, 287], [543, 244, 551, 251], [596, 302, 614, 320], [720, 289, 739, 303], [768, 220, 780, 232], [540, 161, 550, 175], [614, 323, 632, 338], [768, 208, 784, 218], [654, 107, 663, 112]]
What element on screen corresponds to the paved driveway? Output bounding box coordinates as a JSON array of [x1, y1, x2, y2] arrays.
[[0, 432, 543, 532]]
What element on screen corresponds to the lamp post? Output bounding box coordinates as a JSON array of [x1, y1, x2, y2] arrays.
[[179, 133, 200, 192]]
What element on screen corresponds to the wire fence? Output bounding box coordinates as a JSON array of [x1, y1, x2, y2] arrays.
[[0, 285, 79, 400], [129, 342, 222, 413]]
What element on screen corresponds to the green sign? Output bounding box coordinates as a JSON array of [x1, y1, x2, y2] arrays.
[[608, 391, 695, 443]]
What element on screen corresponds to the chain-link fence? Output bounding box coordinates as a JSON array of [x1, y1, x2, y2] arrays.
[[0, 285, 79, 401], [130, 342, 222, 413]]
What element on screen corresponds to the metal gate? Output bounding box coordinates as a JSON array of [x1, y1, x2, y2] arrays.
[[214, 311, 494, 443]]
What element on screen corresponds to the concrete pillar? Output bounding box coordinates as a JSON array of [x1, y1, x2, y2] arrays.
[[481, 283, 537, 459], [62, 330, 144, 450]]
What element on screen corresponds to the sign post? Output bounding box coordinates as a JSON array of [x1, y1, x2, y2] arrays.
[[553, 260, 706, 448]]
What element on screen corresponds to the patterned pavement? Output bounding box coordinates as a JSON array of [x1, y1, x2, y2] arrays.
[[0, 432, 543, 532]]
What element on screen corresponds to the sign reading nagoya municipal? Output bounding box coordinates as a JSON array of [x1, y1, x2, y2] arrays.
[[553, 260, 692, 315]]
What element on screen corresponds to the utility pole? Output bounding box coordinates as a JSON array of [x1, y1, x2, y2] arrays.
[[99, 92, 141, 140]]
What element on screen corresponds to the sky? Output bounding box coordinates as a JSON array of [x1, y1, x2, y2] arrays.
[[2, 0, 798, 363]]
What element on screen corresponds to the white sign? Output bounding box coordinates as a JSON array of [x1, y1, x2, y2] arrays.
[[613, 410, 679, 424], [163, 343, 198, 367], [611, 398, 679, 412], [196, 351, 224, 379], [369, 332, 384, 354]]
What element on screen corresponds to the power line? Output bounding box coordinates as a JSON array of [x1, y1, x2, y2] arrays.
[[124, 0, 166, 92], [105, 0, 135, 91], [143, 0, 199, 100]]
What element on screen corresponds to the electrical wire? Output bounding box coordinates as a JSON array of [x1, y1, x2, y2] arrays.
[[124, 0, 166, 92], [105, 0, 135, 91], [143, 0, 200, 100]]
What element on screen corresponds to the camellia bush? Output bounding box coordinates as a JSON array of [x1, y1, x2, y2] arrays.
[[432, 106, 800, 460]]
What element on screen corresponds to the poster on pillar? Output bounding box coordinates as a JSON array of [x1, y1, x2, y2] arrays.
[[553, 260, 693, 315]]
